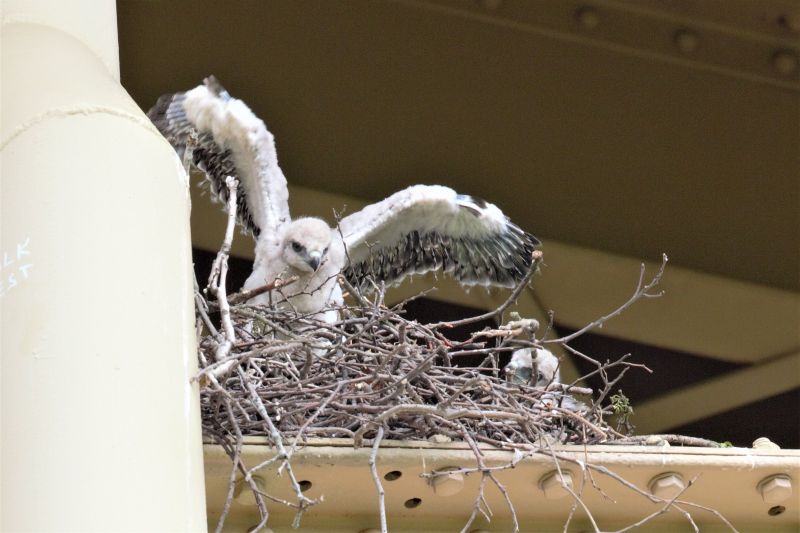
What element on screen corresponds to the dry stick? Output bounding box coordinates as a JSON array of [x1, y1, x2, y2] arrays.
[[352, 404, 536, 446], [194, 274, 219, 337], [221, 396, 271, 533], [195, 342, 304, 381], [544, 452, 738, 532], [612, 476, 698, 533], [429, 250, 544, 329], [671, 500, 739, 532], [438, 376, 483, 408], [673, 504, 701, 533], [459, 473, 489, 533], [208, 176, 238, 341], [368, 426, 388, 533], [460, 424, 519, 533], [609, 434, 722, 448], [539, 443, 602, 533], [562, 460, 587, 533], [214, 431, 242, 533], [225, 275, 299, 305], [205, 176, 240, 380], [245, 383, 342, 486], [546, 253, 668, 345], [288, 383, 343, 452], [238, 368, 318, 527]]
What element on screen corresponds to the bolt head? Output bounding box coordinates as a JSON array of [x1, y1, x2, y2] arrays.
[[648, 473, 685, 500], [759, 475, 793, 505], [752, 437, 781, 450], [431, 467, 465, 497], [539, 470, 574, 500]]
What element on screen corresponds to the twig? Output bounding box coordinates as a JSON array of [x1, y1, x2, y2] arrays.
[[545, 254, 668, 345], [430, 250, 543, 329], [369, 426, 388, 533], [612, 476, 697, 533], [224, 275, 299, 305]]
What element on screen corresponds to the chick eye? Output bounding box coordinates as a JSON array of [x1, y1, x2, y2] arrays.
[[291, 241, 303, 253], [323, 247, 329, 254]]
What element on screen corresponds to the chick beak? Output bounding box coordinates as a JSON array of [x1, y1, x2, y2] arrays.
[[307, 251, 322, 271]]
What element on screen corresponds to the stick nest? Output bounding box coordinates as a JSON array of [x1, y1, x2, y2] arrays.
[[199, 292, 615, 449]]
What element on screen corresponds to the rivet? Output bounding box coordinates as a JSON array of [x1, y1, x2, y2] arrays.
[[758, 475, 793, 505], [772, 50, 799, 76], [648, 472, 686, 500], [576, 7, 600, 29], [431, 466, 465, 497], [674, 29, 700, 53], [753, 437, 781, 450], [538, 470, 574, 500]]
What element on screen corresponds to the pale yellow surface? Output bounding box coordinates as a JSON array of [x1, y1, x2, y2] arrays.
[[205, 438, 800, 532], [0, 1, 207, 530]]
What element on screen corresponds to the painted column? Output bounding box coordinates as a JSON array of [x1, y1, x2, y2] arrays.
[[1, 1, 207, 530]]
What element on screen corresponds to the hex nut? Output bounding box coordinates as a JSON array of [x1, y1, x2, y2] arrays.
[[648, 473, 686, 500], [431, 466, 465, 497], [758, 475, 793, 505], [538, 470, 574, 500]]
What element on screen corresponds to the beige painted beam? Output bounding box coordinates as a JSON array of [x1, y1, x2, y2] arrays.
[[1, 2, 207, 531], [190, 183, 800, 365], [204, 440, 800, 532], [633, 351, 800, 434]]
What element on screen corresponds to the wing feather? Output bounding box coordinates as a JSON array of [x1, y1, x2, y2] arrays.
[[147, 76, 290, 240], [338, 185, 540, 291]]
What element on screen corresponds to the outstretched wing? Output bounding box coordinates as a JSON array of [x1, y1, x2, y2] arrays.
[[338, 185, 540, 291], [147, 76, 291, 240]]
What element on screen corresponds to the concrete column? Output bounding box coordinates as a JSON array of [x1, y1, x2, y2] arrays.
[[1, 1, 207, 531]]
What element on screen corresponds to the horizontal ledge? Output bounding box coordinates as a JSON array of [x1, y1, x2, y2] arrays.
[[209, 436, 800, 458], [203, 438, 800, 531]]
